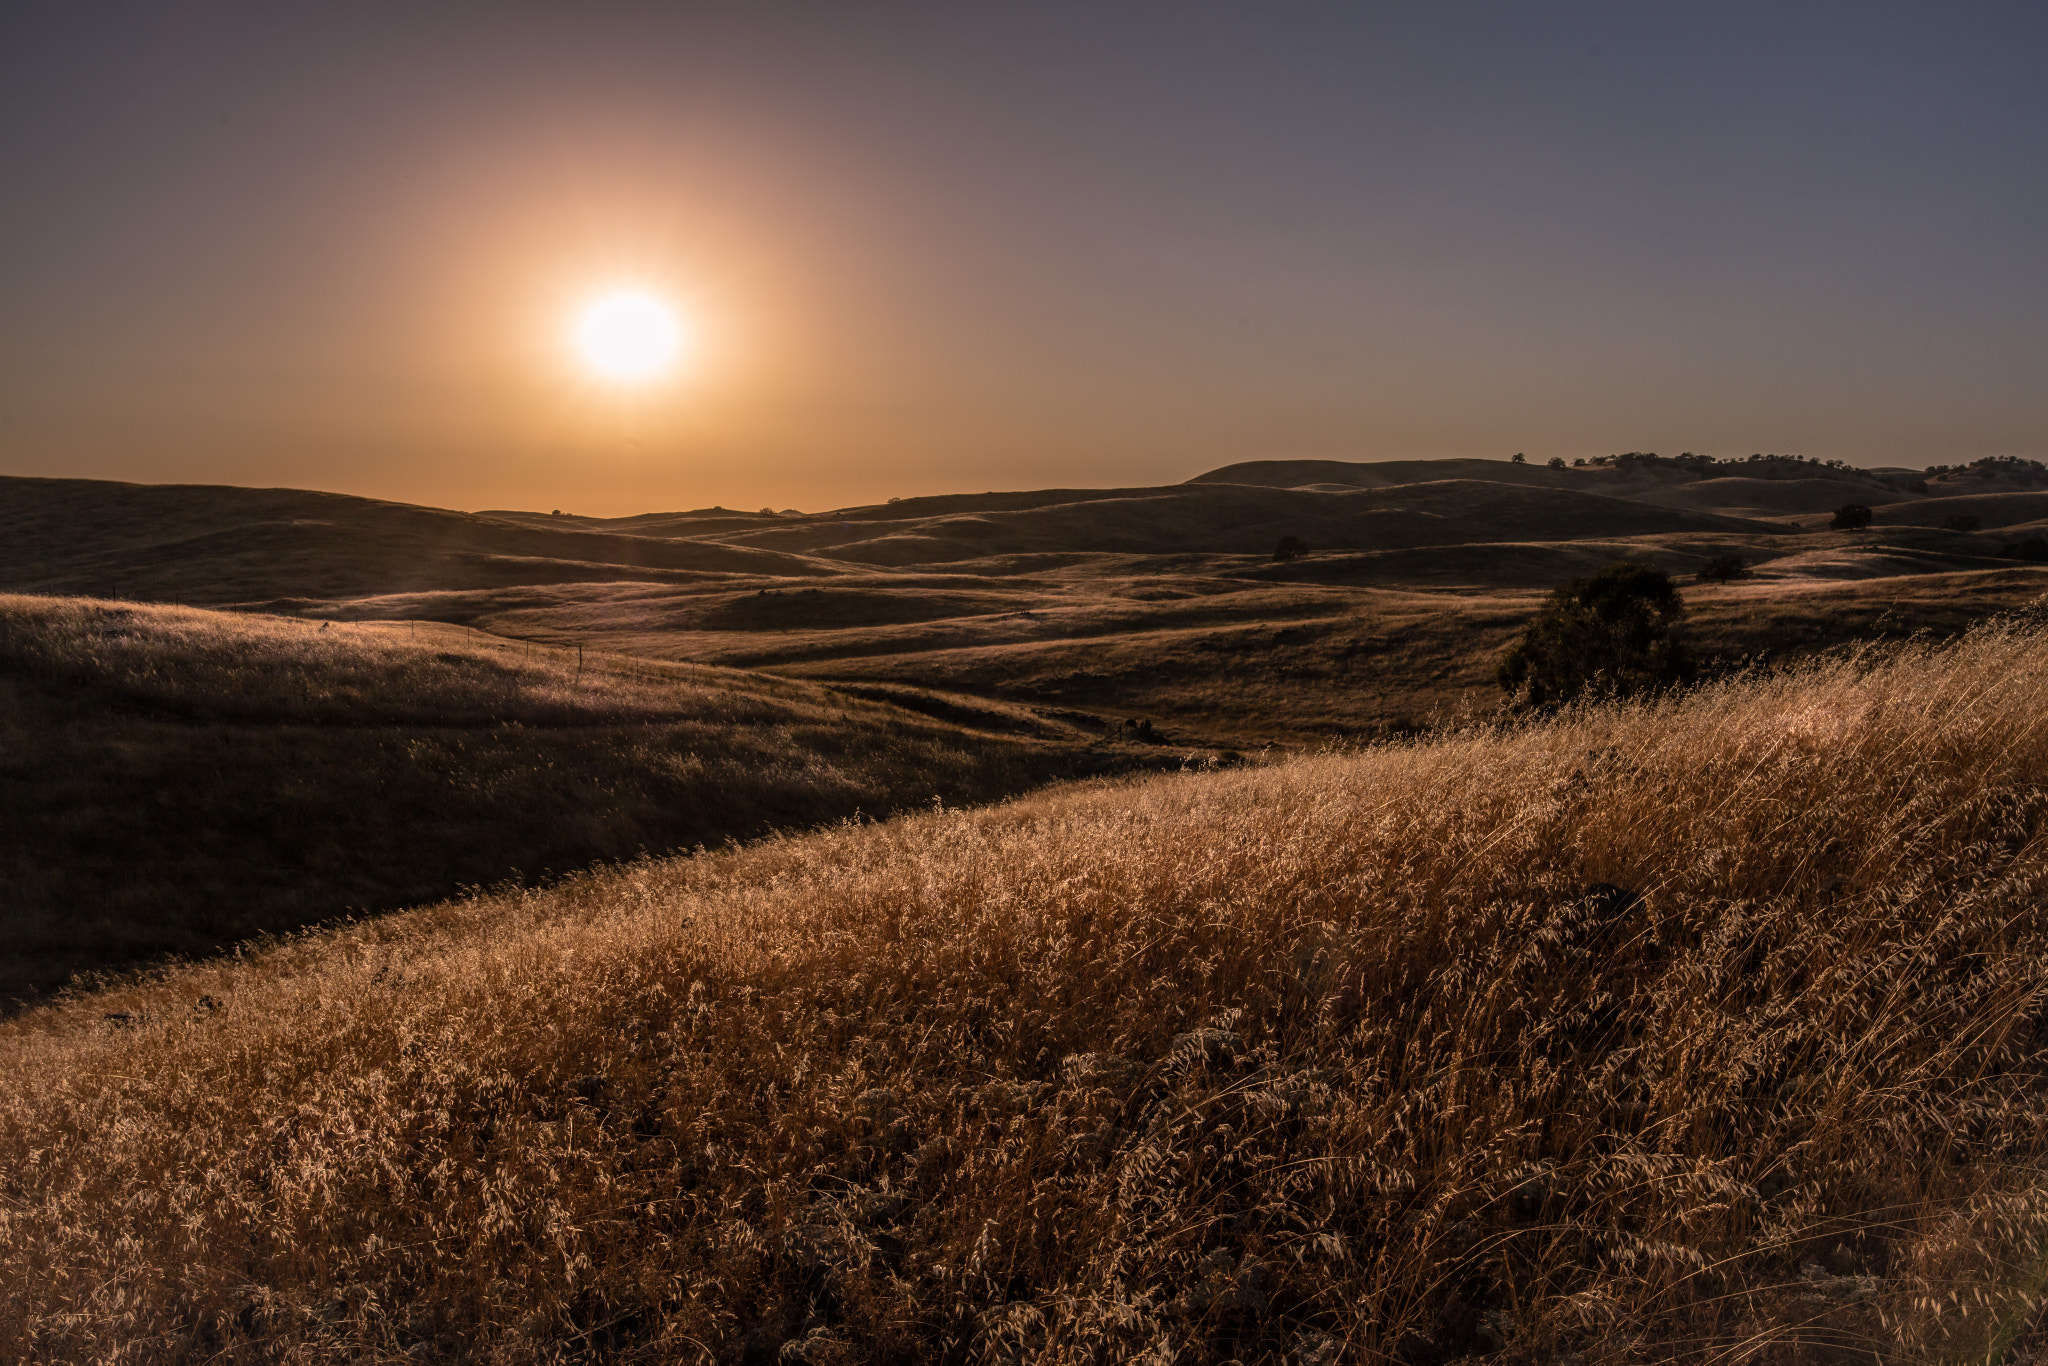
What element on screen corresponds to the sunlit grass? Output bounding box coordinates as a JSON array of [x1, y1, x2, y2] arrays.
[[7, 618, 2048, 1360], [0, 595, 1174, 1006]]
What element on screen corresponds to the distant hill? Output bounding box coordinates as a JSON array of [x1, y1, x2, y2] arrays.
[[0, 476, 829, 605], [0, 473, 1779, 593], [1876, 490, 2048, 530], [705, 480, 1774, 566], [1626, 477, 1916, 517], [1191, 454, 1908, 503], [1191, 457, 1583, 490]]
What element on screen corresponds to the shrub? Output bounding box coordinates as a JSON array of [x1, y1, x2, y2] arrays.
[[1272, 535, 1308, 563], [1999, 537, 2048, 562], [1495, 561, 1693, 707], [1944, 513, 1982, 533], [1695, 554, 1747, 583], [1831, 504, 1874, 531]]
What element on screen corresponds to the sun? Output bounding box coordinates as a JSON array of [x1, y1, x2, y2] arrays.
[[573, 290, 685, 382]]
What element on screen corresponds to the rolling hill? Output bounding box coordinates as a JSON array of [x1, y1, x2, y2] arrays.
[[6, 461, 2048, 1000], [0, 470, 1776, 593], [0, 476, 830, 605], [0, 594, 1179, 1005], [9, 623, 2048, 1361]]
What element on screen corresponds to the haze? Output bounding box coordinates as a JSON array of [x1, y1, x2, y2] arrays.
[[2, 2, 2043, 516]]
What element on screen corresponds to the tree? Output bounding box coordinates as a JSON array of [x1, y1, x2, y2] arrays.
[[1547, 456, 1567, 470], [1943, 513, 1982, 533], [1832, 504, 1874, 531], [1273, 535, 1308, 562], [1696, 554, 1747, 583], [2000, 537, 2048, 562], [1511, 452, 1526, 464], [1496, 562, 1693, 708]]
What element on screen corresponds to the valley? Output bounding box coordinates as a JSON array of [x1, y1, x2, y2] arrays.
[[4, 453, 2045, 1001]]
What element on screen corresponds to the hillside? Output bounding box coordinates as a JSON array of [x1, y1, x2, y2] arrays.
[[0, 471, 1774, 595], [0, 476, 829, 604], [1623, 476, 1916, 517], [699, 481, 1773, 566], [8, 624, 2048, 1361], [1188, 455, 1904, 499], [1190, 457, 1594, 490], [0, 595, 1177, 1005]]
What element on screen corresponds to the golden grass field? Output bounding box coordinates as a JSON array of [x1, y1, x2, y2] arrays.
[[0, 595, 1180, 1006], [8, 463, 2048, 1003], [9, 619, 2048, 1362]]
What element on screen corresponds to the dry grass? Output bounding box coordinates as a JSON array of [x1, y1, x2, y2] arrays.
[[0, 596, 1175, 1005], [0, 595, 832, 728], [0, 475, 820, 605], [10, 617, 2048, 1360]]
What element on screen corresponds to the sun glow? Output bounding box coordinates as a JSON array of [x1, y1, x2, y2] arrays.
[[573, 290, 685, 382]]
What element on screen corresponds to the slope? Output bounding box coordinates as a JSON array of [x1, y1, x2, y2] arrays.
[[705, 481, 1775, 566], [0, 476, 832, 605], [8, 625, 2048, 1361], [0, 595, 1175, 1005], [1624, 476, 1916, 517]]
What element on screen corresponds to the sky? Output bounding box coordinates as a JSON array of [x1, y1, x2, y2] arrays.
[[2, 3, 2044, 515]]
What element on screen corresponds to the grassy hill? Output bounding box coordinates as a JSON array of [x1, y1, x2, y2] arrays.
[[0, 595, 1177, 1006], [1190, 456, 1592, 490], [0, 476, 828, 604], [1187, 455, 1904, 500], [8, 623, 2048, 1361], [0, 471, 1776, 593], [700, 482, 1774, 566], [8, 465, 2048, 994], [1624, 476, 1916, 517]]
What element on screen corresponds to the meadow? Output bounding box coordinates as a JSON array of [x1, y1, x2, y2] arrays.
[[0, 595, 1175, 1006], [7, 618, 2048, 1362], [11, 462, 2048, 752]]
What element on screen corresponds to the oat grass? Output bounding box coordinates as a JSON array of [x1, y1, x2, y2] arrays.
[[8, 621, 2048, 1362]]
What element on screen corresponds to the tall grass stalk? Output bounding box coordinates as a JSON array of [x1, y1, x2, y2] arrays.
[[7, 622, 2048, 1362]]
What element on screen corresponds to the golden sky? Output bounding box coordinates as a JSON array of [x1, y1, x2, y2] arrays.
[[2, 5, 2044, 515]]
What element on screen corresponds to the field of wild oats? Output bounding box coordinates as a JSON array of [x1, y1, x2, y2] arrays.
[[8, 622, 2048, 1363], [0, 595, 1162, 1004]]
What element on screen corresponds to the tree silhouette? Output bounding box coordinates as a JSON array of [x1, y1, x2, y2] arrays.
[[1496, 562, 1693, 708], [1272, 535, 1308, 562], [1831, 504, 1874, 531]]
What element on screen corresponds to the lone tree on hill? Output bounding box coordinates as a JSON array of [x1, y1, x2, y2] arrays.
[[1272, 535, 1308, 562], [1496, 561, 1693, 708], [1832, 503, 1874, 531]]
